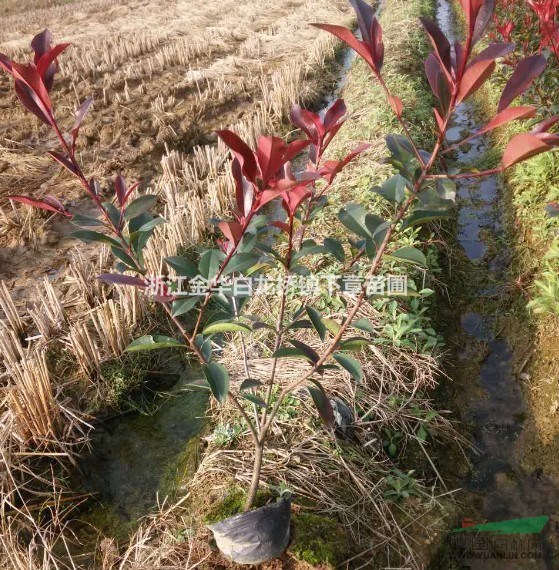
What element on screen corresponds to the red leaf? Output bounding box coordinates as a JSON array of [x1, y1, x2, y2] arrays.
[[115, 175, 127, 207], [324, 99, 347, 131], [257, 188, 284, 209], [216, 129, 258, 182], [284, 138, 311, 162], [420, 17, 451, 71], [457, 59, 495, 103], [218, 220, 243, 244], [472, 0, 495, 44], [231, 158, 254, 217], [311, 24, 375, 69], [502, 133, 551, 168], [47, 151, 78, 176], [11, 62, 51, 113], [31, 29, 53, 61], [36, 43, 70, 91], [388, 95, 403, 118], [474, 106, 537, 138], [531, 116, 559, 134], [14, 80, 51, 125], [498, 55, 546, 112], [271, 221, 290, 232], [290, 105, 321, 141], [256, 135, 287, 186], [434, 108, 445, 133], [425, 53, 442, 98], [282, 185, 311, 215], [370, 17, 384, 70], [7, 195, 70, 216], [123, 181, 141, 204], [470, 42, 515, 65], [72, 97, 93, 143], [348, 0, 375, 45]]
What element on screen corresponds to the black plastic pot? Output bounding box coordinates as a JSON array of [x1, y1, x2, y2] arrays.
[[207, 495, 291, 565]]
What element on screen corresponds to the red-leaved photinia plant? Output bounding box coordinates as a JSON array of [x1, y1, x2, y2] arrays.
[[2, 0, 559, 516]]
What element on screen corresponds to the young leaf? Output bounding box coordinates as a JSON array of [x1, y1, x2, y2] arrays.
[[456, 59, 495, 104], [202, 321, 251, 335], [125, 335, 184, 352], [502, 133, 551, 168], [202, 362, 230, 403], [332, 352, 363, 383], [305, 306, 327, 341], [353, 318, 376, 333], [7, 194, 71, 217], [339, 337, 370, 351], [498, 55, 547, 112]]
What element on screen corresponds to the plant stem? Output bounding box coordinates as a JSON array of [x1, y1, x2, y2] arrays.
[[244, 442, 264, 511]]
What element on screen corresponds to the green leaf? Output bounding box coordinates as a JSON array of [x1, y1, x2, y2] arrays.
[[353, 318, 375, 333], [136, 216, 166, 233], [202, 362, 230, 403], [111, 246, 140, 271], [364, 213, 385, 236], [124, 194, 158, 220], [308, 380, 335, 428], [290, 339, 320, 363], [332, 352, 363, 383], [199, 249, 225, 280], [373, 175, 407, 203], [172, 297, 201, 317], [403, 209, 454, 228], [195, 334, 212, 362], [292, 244, 327, 262], [305, 306, 326, 341], [125, 335, 185, 352], [222, 252, 260, 275], [164, 256, 199, 278], [241, 393, 267, 408], [202, 321, 251, 335], [69, 230, 121, 248], [386, 134, 415, 163], [323, 318, 341, 336], [323, 238, 345, 262], [240, 378, 263, 391], [287, 319, 313, 330], [435, 178, 456, 202], [71, 213, 104, 227], [338, 203, 371, 238], [103, 202, 122, 229], [339, 337, 370, 351], [417, 425, 428, 442], [390, 246, 427, 267], [272, 347, 308, 359]]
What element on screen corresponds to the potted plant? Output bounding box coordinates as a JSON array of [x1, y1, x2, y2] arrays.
[[3, 0, 558, 563]]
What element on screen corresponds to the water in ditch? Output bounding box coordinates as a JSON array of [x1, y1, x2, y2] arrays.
[[436, 0, 559, 567]]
